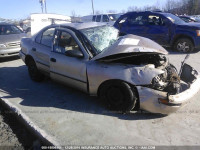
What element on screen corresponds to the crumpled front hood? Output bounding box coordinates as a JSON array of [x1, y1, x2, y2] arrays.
[[92, 34, 168, 60]]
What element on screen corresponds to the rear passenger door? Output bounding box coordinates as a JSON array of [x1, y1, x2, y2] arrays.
[[118, 13, 148, 37], [146, 14, 170, 46], [33, 27, 55, 74]]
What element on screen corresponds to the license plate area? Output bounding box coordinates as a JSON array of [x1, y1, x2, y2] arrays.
[[180, 63, 198, 84]]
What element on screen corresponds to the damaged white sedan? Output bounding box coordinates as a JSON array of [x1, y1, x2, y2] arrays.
[[20, 23, 200, 114]]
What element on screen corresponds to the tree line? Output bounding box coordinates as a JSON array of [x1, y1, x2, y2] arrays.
[[92, 0, 200, 16], [164, 0, 200, 15]]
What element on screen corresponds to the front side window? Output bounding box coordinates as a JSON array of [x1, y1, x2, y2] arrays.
[[0, 25, 22, 35], [54, 31, 80, 54], [40, 28, 55, 47], [96, 15, 101, 22], [102, 15, 109, 22]]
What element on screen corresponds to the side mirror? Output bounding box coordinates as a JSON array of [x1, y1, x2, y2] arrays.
[[65, 50, 84, 58]]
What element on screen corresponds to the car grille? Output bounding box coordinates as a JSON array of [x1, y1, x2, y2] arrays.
[[7, 42, 20, 48]]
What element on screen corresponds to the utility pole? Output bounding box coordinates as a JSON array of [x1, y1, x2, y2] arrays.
[[91, 0, 95, 15], [44, 0, 47, 13], [39, 0, 47, 13], [39, 0, 44, 13]]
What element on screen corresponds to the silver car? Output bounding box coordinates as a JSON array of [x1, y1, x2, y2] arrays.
[[0, 22, 26, 57], [19, 23, 200, 114]]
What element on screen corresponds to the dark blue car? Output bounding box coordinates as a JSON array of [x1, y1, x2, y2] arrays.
[[114, 11, 200, 52]]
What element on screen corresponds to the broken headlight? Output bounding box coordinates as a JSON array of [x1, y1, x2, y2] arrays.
[[151, 64, 181, 95], [151, 73, 167, 91]]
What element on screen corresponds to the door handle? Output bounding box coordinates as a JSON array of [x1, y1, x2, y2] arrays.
[[32, 47, 36, 51], [50, 58, 56, 62]]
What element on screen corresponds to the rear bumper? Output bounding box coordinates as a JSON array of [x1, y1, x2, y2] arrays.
[[0, 47, 21, 57], [136, 76, 200, 115]]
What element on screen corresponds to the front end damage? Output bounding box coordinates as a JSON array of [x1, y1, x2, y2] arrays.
[[134, 54, 200, 115], [96, 53, 200, 114], [90, 35, 200, 114]]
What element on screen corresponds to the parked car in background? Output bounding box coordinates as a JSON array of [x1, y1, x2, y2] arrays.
[[19, 23, 200, 114], [114, 11, 200, 52], [179, 15, 200, 23], [31, 13, 71, 36], [81, 13, 122, 25], [0, 22, 26, 57]]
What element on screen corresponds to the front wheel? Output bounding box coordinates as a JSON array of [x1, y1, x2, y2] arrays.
[[27, 59, 44, 82], [174, 38, 194, 53], [99, 81, 138, 112]]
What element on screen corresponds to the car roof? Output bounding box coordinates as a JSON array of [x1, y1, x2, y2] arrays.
[[59, 22, 107, 30], [123, 11, 172, 16], [0, 22, 14, 26]]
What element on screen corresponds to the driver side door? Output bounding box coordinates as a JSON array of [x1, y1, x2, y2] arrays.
[[50, 28, 88, 93], [146, 14, 170, 46]]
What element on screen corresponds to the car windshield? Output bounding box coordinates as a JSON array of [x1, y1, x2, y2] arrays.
[[180, 16, 197, 23], [108, 14, 121, 21], [81, 26, 119, 54], [0, 25, 23, 35], [164, 13, 186, 24]]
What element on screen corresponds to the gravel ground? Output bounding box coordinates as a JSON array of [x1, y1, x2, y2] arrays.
[[0, 107, 23, 148], [0, 104, 41, 149]]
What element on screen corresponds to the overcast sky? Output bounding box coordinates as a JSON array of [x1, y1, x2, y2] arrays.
[[0, 0, 168, 19]]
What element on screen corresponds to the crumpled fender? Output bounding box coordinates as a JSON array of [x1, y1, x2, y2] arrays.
[[87, 61, 164, 96]]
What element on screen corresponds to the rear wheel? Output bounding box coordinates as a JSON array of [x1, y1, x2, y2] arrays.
[[99, 81, 138, 112], [174, 38, 194, 53], [27, 59, 44, 82]]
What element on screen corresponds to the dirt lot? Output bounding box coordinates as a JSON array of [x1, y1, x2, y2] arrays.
[[0, 53, 200, 149], [0, 107, 22, 148], [0, 102, 42, 149]]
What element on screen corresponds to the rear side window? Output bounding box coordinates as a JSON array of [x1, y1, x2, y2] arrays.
[[148, 15, 164, 26], [92, 16, 96, 22], [40, 28, 55, 47], [102, 15, 109, 22], [96, 15, 101, 22], [128, 14, 147, 25]]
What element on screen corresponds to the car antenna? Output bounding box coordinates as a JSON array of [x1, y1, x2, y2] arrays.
[[178, 54, 190, 77]]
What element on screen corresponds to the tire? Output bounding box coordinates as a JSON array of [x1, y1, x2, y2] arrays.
[[27, 59, 44, 82], [174, 38, 194, 53], [99, 81, 138, 112]]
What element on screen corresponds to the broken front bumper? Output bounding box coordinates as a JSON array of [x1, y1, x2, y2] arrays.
[[136, 75, 200, 115]]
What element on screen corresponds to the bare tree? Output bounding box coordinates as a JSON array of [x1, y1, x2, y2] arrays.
[[71, 10, 77, 19], [107, 10, 117, 13], [95, 10, 103, 15], [71, 10, 81, 23], [127, 6, 141, 12], [120, 9, 127, 13]]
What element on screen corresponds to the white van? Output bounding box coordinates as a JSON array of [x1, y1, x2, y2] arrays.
[[31, 13, 71, 35], [81, 13, 122, 25]]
